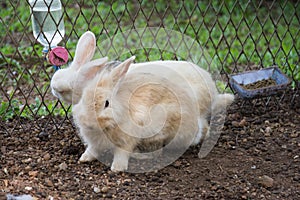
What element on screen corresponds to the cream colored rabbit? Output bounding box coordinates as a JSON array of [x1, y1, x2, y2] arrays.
[[73, 56, 234, 171], [50, 31, 233, 171]]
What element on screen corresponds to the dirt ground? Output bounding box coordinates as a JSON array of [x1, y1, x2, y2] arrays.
[[0, 90, 299, 200]]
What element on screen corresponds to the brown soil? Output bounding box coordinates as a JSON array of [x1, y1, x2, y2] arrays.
[[0, 91, 299, 199]]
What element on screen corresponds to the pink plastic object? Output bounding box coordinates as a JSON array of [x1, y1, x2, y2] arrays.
[[48, 46, 68, 66]]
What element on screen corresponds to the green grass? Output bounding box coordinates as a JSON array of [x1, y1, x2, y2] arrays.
[[0, 97, 70, 121], [0, 0, 299, 121]]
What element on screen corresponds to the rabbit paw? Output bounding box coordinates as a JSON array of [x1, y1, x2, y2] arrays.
[[111, 160, 128, 172], [79, 150, 96, 163], [111, 148, 129, 172]]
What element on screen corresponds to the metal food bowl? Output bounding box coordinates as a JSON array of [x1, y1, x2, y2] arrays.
[[229, 66, 291, 99]]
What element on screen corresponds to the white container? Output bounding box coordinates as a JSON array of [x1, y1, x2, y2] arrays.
[[29, 0, 65, 52]]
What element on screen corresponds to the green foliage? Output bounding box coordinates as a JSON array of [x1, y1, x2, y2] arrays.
[[0, 53, 70, 121], [0, 97, 70, 121]]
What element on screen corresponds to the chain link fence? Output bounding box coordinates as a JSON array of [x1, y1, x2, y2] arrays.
[[0, 0, 299, 134]]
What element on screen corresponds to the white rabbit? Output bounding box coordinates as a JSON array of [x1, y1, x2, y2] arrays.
[[50, 31, 234, 171], [73, 56, 234, 172], [50, 31, 109, 104]]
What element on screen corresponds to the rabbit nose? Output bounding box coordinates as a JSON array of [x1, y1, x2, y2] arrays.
[[51, 89, 58, 98], [51, 86, 62, 96], [52, 85, 62, 93]]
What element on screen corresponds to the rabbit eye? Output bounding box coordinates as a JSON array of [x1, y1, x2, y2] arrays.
[[104, 100, 109, 108]]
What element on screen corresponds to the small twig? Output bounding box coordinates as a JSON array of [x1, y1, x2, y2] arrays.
[[218, 164, 224, 172]]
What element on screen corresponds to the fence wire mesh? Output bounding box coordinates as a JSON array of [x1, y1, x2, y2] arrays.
[[0, 0, 299, 134]]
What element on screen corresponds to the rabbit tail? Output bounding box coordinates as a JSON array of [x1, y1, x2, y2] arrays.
[[211, 93, 234, 114]]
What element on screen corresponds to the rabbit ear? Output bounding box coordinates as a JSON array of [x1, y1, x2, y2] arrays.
[[111, 56, 135, 83], [72, 31, 96, 70], [79, 57, 109, 82]]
